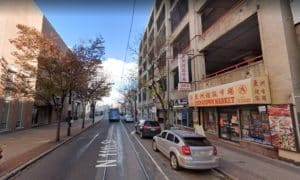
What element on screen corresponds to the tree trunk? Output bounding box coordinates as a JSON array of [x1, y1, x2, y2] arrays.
[[81, 103, 86, 129], [56, 96, 65, 142], [56, 108, 62, 142]]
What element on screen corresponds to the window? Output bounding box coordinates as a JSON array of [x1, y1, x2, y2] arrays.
[[148, 12, 154, 30], [161, 131, 167, 138], [16, 99, 23, 128], [174, 137, 180, 144], [144, 121, 159, 126], [203, 108, 217, 134], [156, 0, 162, 10], [167, 133, 175, 142], [1, 99, 10, 130], [156, 25, 166, 51], [176, 108, 193, 128], [172, 24, 190, 58], [170, 0, 188, 32], [240, 106, 271, 145], [183, 137, 211, 146], [173, 68, 179, 89], [156, 6, 165, 31], [159, 76, 167, 92], [149, 30, 154, 47], [143, 90, 147, 101], [200, 0, 239, 33]]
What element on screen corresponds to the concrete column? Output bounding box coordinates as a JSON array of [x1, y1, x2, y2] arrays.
[[258, 0, 300, 162]]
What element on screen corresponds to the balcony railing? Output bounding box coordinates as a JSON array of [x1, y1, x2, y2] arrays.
[[205, 55, 263, 78]]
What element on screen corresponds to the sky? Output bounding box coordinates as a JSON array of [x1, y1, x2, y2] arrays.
[[35, 0, 152, 106]]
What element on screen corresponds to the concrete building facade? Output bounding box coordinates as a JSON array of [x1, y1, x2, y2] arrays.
[[138, 0, 300, 164], [0, 0, 69, 132]]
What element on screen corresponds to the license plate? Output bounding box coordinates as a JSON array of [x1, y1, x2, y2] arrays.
[[151, 128, 156, 131]]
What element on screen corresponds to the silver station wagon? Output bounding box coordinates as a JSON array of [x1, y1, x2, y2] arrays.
[[152, 130, 220, 170]]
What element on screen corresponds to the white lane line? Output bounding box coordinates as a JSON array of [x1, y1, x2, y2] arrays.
[[121, 122, 170, 180], [76, 133, 99, 159]]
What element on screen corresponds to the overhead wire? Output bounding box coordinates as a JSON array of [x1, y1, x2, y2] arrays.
[[119, 0, 136, 87]]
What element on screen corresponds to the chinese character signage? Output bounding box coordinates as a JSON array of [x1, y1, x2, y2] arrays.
[[188, 76, 271, 107], [178, 54, 189, 83], [268, 105, 297, 152], [178, 82, 191, 91]]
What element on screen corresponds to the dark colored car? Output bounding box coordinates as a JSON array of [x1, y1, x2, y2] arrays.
[[135, 120, 161, 138]]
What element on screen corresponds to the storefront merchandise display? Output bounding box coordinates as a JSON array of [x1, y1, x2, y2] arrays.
[[241, 107, 271, 145], [203, 108, 217, 134], [268, 105, 297, 151]]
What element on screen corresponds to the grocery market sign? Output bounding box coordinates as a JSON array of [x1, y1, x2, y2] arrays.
[[188, 76, 271, 107]]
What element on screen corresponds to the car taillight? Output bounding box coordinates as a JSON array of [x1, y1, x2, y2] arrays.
[[182, 145, 191, 156], [156, 126, 161, 129], [213, 145, 217, 155], [143, 125, 150, 129]]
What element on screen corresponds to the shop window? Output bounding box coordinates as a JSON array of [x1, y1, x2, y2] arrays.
[[175, 108, 193, 128], [219, 108, 240, 142], [203, 108, 217, 134], [240, 106, 271, 145]]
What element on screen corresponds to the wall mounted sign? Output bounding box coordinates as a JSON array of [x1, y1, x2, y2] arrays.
[[188, 76, 271, 107]]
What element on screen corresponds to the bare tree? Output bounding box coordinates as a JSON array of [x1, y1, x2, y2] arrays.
[[72, 36, 111, 128]]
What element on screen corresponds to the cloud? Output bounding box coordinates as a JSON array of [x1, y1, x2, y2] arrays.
[[98, 58, 137, 107]]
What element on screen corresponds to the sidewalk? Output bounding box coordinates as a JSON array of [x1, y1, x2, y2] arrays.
[[0, 116, 102, 177], [212, 140, 300, 180]]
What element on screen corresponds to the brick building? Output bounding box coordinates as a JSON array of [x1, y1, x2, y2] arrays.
[[0, 0, 69, 132], [138, 0, 300, 164]]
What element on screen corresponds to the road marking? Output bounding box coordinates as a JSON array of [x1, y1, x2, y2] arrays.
[[96, 160, 117, 168], [121, 122, 170, 180], [76, 133, 99, 159]]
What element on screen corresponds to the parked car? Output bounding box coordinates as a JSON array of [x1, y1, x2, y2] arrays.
[[135, 120, 161, 138], [124, 114, 134, 123], [152, 130, 219, 170], [108, 108, 120, 122], [0, 146, 2, 159], [120, 113, 126, 121]]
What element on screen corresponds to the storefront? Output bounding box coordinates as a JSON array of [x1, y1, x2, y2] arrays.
[[173, 98, 194, 128], [189, 77, 299, 157]]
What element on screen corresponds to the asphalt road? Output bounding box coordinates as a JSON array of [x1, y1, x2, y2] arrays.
[[11, 116, 227, 180]]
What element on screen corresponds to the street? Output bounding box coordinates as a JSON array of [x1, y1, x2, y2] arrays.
[[10, 116, 226, 180]]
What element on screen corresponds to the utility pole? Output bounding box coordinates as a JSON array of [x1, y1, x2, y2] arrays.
[[134, 89, 137, 122], [67, 90, 72, 136]]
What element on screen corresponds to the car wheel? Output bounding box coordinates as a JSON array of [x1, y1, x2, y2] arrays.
[[170, 153, 180, 170], [140, 131, 144, 139], [152, 141, 158, 152]]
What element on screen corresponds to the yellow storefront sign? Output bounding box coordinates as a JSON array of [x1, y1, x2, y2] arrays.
[[188, 76, 271, 107]]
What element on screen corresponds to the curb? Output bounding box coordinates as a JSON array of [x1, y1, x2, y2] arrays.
[[212, 168, 238, 180], [1, 120, 101, 180]]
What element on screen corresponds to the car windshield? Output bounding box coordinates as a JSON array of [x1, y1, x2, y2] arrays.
[[144, 121, 159, 126], [183, 137, 211, 146]]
